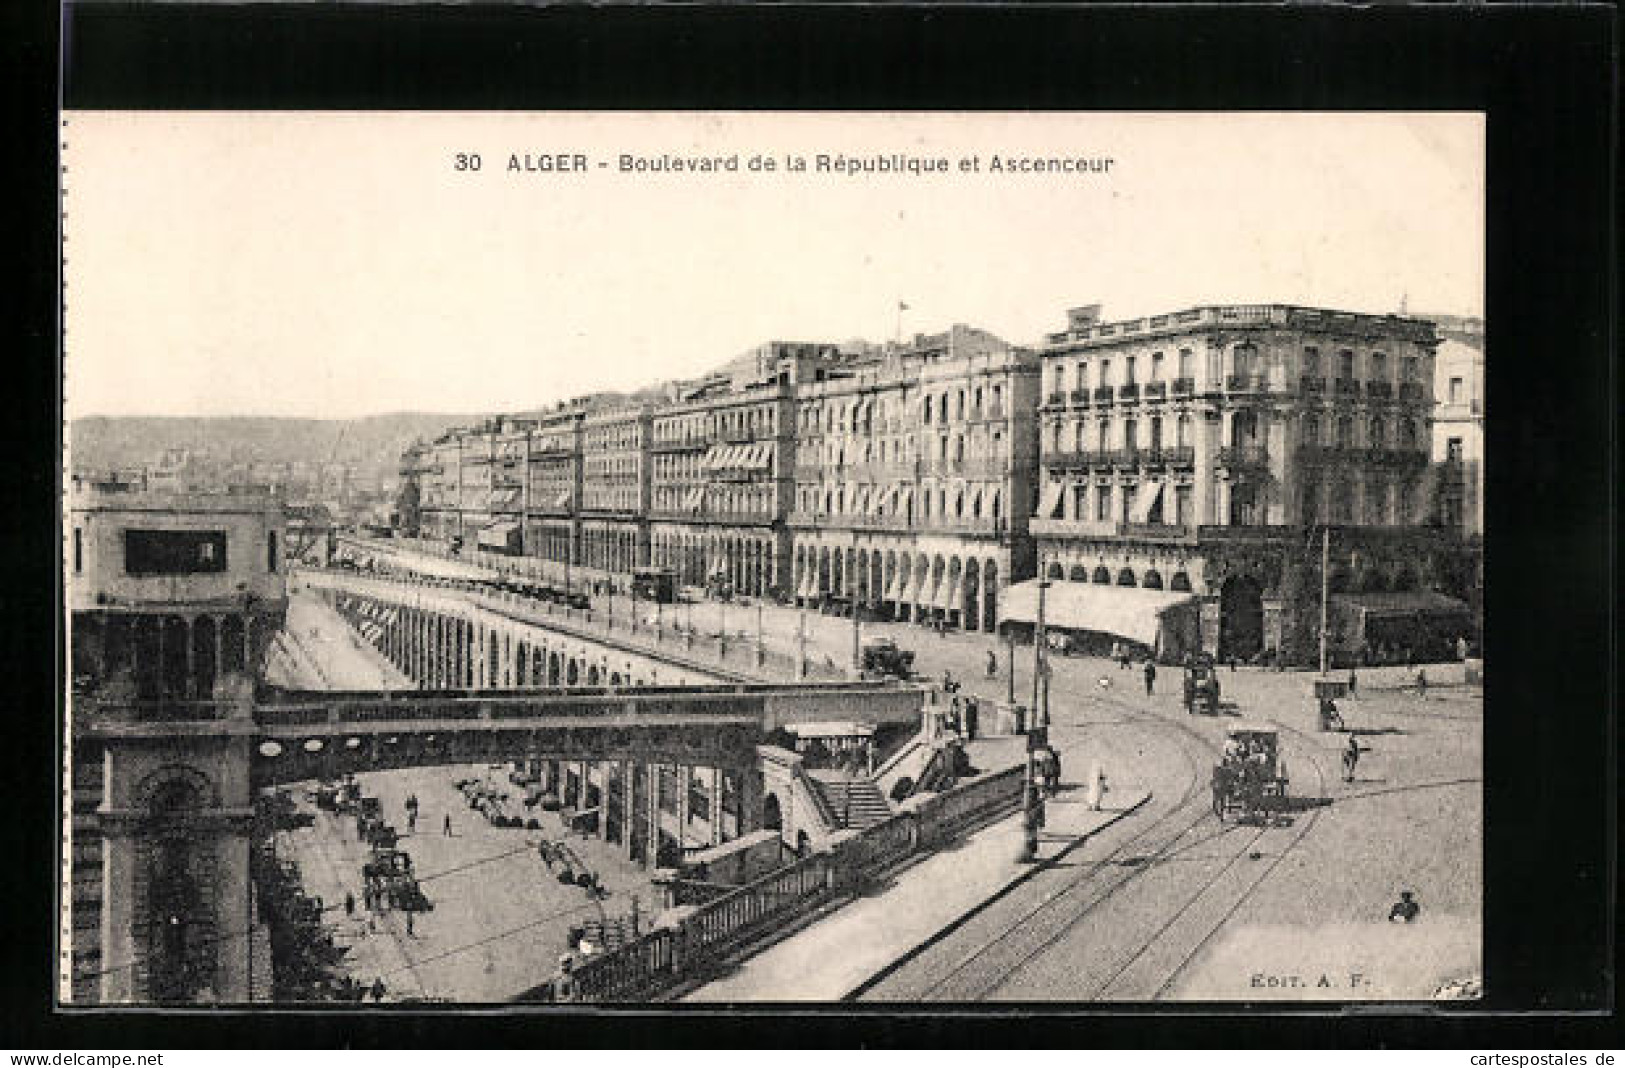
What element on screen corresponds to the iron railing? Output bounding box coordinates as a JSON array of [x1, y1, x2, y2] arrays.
[[567, 765, 1023, 1001]]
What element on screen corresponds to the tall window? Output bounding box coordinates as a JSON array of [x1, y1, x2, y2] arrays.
[[1054, 365, 1069, 394], [1178, 348, 1193, 380], [1174, 485, 1192, 526], [1303, 413, 1321, 445], [1336, 416, 1354, 448], [1123, 419, 1138, 451], [1339, 350, 1355, 379], [73, 528, 82, 573], [1369, 417, 1386, 447], [1449, 377, 1463, 403], [1177, 414, 1192, 448], [1149, 416, 1163, 450], [1125, 356, 1137, 385], [1099, 360, 1111, 388], [1096, 485, 1112, 521], [1401, 419, 1419, 449], [1402, 356, 1419, 382], [1370, 352, 1388, 381], [1447, 437, 1464, 463], [1303, 346, 1321, 378], [1150, 351, 1165, 381]]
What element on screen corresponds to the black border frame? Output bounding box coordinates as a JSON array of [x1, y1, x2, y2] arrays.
[[12, 0, 1617, 1049]]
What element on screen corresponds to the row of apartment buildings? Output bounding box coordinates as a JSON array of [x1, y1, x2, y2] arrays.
[[400, 303, 1483, 664]]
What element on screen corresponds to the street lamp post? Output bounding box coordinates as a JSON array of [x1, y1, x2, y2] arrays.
[[756, 599, 765, 667], [1020, 576, 1051, 863], [797, 606, 808, 680], [849, 536, 862, 675], [1006, 617, 1017, 705]]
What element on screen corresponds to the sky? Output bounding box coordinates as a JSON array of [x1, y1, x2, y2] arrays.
[[63, 111, 1483, 419]]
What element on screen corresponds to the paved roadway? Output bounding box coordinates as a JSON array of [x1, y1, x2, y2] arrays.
[[333, 542, 1483, 1001], [857, 662, 1481, 1001], [265, 586, 414, 690], [274, 761, 664, 1003]]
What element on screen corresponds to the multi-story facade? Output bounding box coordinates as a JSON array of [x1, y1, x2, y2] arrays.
[[789, 325, 1042, 633], [578, 402, 652, 575], [479, 418, 531, 554], [648, 343, 836, 598], [418, 431, 464, 541], [1031, 303, 1466, 663], [1426, 314, 1484, 538], [525, 405, 585, 566]]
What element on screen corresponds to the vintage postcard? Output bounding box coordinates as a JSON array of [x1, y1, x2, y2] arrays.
[[62, 111, 1484, 1006]]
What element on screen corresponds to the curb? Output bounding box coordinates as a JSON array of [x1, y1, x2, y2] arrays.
[[840, 787, 1154, 1001]]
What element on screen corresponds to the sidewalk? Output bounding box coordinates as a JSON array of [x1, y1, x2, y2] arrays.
[[683, 779, 1151, 1002]]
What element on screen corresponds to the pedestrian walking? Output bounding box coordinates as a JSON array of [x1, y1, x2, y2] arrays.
[[344, 891, 355, 918], [1085, 761, 1105, 811], [986, 649, 998, 679], [1347, 668, 1358, 697], [405, 911, 415, 937], [1143, 660, 1157, 696], [370, 977, 386, 1003], [408, 811, 417, 833], [964, 697, 979, 741], [1342, 734, 1363, 783], [443, 813, 452, 836], [1416, 668, 1428, 699]]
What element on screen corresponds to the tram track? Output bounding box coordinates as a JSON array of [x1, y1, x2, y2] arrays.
[[862, 687, 1345, 1003], [861, 689, 1223, 1001]]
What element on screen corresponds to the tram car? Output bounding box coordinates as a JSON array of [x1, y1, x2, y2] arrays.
[[1183, 654, 1222, 715], [1211, 723, 1289, 823]]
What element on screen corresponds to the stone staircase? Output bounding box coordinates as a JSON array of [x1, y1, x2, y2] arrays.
[[806, 771, 894, 830]]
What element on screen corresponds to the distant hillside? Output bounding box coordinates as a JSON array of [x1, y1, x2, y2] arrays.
[[69, 413, 476, 472]]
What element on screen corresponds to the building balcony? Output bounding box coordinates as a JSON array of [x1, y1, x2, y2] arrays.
[[1118, 383, 1141, 401], [650, 438, 709, 454], [1046, 450, 1092, 471], [1399, 381, 1426, 402], [1142, 382, 1167, 400], [1365, 381, 1394, 400], [1334, 378, 1361, 397], [1093, 386, 1115, 403], [1112, 449, 1141, 470], [1172, 377, 1195, 396], [1069, 388, 1091, 407], [1141, 446, 1193, 468], [1299, 376, 1325, 394], [1215, 445, 1269, 468], [1225, 374, 1269, 394], [1030, 517, 1193, 542], [1044, 391, 1067, 408]]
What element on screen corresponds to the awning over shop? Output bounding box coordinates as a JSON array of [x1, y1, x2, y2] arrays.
[[854, 485, 871, 516], [552, 489, 572, 509], [884, 567, 902, 603], [477, 521, 521, 550], [491, 487, 522, 508], [935, 575, 960, 612], [798, 571, 818, 599], [682, 487, 706, 513], [1000, 580, 1200, 650], [1129, 481, 1164, 524], [1038, 481, 1066, 519], [786, 721, 875, 740]]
